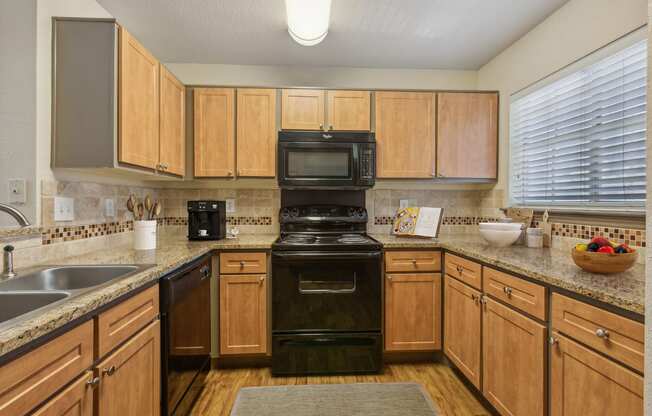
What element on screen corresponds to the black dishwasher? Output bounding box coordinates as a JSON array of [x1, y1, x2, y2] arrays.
[[160, 256, 212, 416]]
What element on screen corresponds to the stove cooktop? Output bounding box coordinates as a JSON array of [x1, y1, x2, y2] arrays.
[[272, 233, 382, 251]]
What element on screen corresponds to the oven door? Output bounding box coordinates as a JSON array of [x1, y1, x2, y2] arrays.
[[277, 141, 359, 188], [272, 251, 382, 332]]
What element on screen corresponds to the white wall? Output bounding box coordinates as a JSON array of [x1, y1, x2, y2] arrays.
[[0, 0, 37, 227], [477, 0, 647, 200]]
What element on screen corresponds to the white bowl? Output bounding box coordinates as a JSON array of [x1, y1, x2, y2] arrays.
[[479, 228, 522, 247], [479, 222, 523, 231]]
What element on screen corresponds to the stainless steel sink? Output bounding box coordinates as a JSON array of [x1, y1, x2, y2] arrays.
[[0, 265, 141, 291], [0, 292, 69, 323]]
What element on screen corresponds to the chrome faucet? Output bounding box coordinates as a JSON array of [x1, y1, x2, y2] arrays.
[[2, 245, 16, 278], [0, 204, 30, 227]]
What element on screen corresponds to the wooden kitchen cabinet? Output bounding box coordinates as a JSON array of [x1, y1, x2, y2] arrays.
[[385, 273, 441, 351], [118, 27, 160, 170], [281, 89, 325, 130], [236, 88, 277, 177], [219, 274, 268, 355], [31, 371, 94, 416], [443, 276, 482, 388], [483, 298, 545, 416], [550, 332, 643, 416], [326, 90, 371, 131], [375, 91, 436, 178], [96, 320, 161, 416], [159, 64, 186, 176], [436, 92, 498, 179], [194, 88, 236, 177]]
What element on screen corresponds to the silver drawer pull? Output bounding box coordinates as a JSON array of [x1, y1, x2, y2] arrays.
[[86, 376, 100, 388], [595, 328, 610, 339], [102, 365, 116, 376], [549, 336, 559, 346], [239, 261, 245, 268], [411, 259, 417, 265], [503, 286, 513, 296]]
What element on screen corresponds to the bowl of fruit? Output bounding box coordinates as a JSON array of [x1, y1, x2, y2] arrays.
[[572, 237, 637, 274]]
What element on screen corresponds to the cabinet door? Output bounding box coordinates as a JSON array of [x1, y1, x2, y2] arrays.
[[375, 91, 435, 178], [483, 298, 545, 416], [194, 88, 235, 177], [236, 88, 277, 177], [96, 320, 160, 416], [118, 27, 159, 170], [159, 65, 185, 176], [437, 92, 497, 179], [219, 274, 268, 355], [443, 276, 482, 388], [281, 89, 324, 130], [550, 332, 643, 416], [385, 273, 441, 351], [31, 371, 94, 416], [326, 90, 370, 131]]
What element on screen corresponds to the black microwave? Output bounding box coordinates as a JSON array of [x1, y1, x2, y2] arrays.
[[277, 131, 376, 189]]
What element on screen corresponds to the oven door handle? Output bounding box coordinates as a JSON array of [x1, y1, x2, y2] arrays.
[[272, 251, 381, 261]]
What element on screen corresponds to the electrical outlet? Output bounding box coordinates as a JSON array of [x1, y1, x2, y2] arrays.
[[104, 198, 115, 217], [7, 179, 26, 204], [225, 198, 236, 213], [54, 197, 74, 221]]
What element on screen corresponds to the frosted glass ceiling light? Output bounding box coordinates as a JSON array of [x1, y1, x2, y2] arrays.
[[285, 0, 332, 46]]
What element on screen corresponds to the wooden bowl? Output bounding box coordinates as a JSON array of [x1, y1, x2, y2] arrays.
[[571, 248, 638, 274]]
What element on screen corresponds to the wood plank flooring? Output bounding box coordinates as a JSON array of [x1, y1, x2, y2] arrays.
[[190, 363, 491, 415]]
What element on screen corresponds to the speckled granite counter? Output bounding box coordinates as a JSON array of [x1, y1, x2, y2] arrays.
[[0, 234, 277, 358], [372, 234, 645, 316]]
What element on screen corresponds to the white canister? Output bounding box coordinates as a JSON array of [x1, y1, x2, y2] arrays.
[[134, 220, 157, 250], [526, 227, 544, 248]]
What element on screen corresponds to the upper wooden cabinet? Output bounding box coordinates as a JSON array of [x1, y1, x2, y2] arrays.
[[159, 65, 186, 176], [375, 91, 436, 178], [326, 90, 371, 131], [194, 88, 236, 177], [281, 89, 325, 130], [436, 92, 498, 179], [118, 27, 160, 170], [237, 88, 277, 177]]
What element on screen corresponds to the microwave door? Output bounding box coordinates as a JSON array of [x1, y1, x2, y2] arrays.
[[279, 143, 356, 187]]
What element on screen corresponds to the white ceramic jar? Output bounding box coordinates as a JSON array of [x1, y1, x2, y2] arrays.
[[134, 220, 157, 250], [526, 227, 544, 248]]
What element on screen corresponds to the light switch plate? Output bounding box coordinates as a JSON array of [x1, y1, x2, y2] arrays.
[[54, 197, 74, 221], [225, 198, 236, 213], [104, 198, 115, 217], [7, 179, 26, 204]]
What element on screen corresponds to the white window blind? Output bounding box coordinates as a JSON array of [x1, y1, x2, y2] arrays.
[[510, 40, 647, 208]]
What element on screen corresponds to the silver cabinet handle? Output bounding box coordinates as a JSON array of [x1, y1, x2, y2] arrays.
[[329, 124, 333, 130], [503, 286, 513, 296], [227, 171, 233, 177], [239, 261, 245, 268], [259, 275, 266, 284], [479, 295, 487, 306], [86, 376, 100, 388], [595, 328, 610, 339], [102, 365, 116, 376], [411, 259, 417, 265], [319, 123, 324, 130], [471, 293, 479, 304], [456, 265, 463, 274], [387, 275, 393, 281], [549, 336, 559, 346]]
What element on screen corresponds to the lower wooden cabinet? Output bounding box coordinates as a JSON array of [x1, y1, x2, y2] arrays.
[[385, 273, 441, 351], [96, 320, 161, 416], [483, 298, 545, 416], [219, 274, 268, 355], [443, 275, 482, 388], [550, 332, 643, 416], [31, 371, 94, 416]]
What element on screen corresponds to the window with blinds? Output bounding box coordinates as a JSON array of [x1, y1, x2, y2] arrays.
[[510, 39, 647, 209]]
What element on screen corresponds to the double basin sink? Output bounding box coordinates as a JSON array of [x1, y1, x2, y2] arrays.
[[0, 265, 152, 326]]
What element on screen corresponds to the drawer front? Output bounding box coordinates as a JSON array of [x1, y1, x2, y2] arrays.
[[0, 320, 93, 416], [483, 267, 546, 320], [220, 252, 267, 274], [385, 251, 441, 273], [444, 253, 482, 290], [96, 284, 159, 358], [32, 371, 94, 416], [552, 293, 644, 373]]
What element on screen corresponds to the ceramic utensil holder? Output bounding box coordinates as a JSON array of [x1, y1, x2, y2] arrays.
[[134, 220, 157, 250]]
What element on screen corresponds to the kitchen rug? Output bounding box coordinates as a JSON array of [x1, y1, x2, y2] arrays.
[[230, 383, 438, 416]]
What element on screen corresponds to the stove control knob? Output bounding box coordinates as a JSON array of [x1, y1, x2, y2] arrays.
[[290, 208, 300, 217], [280, 209, 291, 220], [347, 207, 357, 217]]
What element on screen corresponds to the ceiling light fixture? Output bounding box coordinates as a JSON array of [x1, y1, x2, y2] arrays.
[[285, 0, 332, 46]]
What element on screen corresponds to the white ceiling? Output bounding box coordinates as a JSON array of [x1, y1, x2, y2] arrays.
[[97, 0, 569, 70]]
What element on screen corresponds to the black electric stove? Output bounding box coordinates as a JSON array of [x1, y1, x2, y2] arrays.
[[271, 204, 383, 376]]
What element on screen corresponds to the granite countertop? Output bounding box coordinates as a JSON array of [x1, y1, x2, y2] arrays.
[[0, 234, 277, 358], [372, 234, 645, 316]]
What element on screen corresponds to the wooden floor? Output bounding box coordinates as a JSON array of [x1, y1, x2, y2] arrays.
[[189, 363, 491, 415]]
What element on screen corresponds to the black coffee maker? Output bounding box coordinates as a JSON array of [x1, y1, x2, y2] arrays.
[[187, 200, 226, 240]]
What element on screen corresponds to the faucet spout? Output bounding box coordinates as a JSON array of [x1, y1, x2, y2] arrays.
[[0, 204, 30, 227]]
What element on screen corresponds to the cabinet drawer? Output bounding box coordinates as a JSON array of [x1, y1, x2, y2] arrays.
[[0, 320, 93, 416], [552, 293, 644, 373], [220, 252, 267, 274], [385, 251, 441, 273], [444, 253, 482, 290], [483, 267, 546, 320], [96, 285, 159, 358], [32, 371, 94, 416]]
